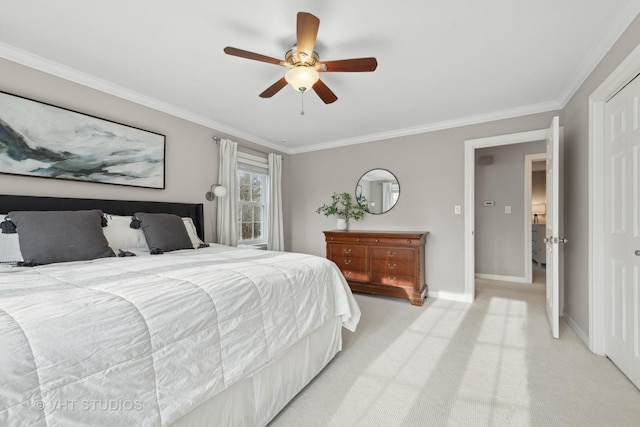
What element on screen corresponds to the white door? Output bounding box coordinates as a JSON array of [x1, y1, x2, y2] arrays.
[[604, 75, 640, 388], [545, 116, 563, 339]]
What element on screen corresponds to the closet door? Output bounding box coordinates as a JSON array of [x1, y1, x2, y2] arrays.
[[604, 74, 640, 389]]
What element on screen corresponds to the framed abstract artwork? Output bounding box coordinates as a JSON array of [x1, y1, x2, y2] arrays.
[[0, 91, 166, 189]]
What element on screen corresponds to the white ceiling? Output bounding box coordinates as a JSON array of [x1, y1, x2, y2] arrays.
[[0, 1, 638, 154]]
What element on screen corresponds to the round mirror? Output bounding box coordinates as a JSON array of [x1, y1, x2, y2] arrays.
[[355, 169, 400, 214]]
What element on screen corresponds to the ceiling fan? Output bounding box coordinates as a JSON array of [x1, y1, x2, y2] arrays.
[[223, 12, 377, 105]]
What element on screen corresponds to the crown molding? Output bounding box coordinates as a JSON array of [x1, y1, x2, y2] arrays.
[[288, 100, 562, 154], [0, 43, 290, 154], [556, 3, 640, 106]]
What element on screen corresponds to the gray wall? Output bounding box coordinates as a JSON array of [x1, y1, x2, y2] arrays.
[[286, 112, 559, 298], [474, 141, 545, 277]]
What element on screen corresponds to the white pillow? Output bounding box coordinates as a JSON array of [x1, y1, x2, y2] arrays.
[[102, 214, 148, 252], [0, 214, 23, 265], [183, 217, 205, 249]]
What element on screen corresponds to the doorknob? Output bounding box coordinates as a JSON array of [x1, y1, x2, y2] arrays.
[[636, 250, 640, 256], [544, 237, 568, 244]]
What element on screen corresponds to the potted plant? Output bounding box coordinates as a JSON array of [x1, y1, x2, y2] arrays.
[[316, 192, 367, 230]]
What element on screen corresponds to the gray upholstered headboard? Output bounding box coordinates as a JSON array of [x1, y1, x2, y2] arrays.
[[0, 195, 205, 240]]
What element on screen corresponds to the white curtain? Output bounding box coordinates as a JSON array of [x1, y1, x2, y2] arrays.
[[216, 139, 238, 246], [382, 182, 393, 212], [268, 153, 284, 251]]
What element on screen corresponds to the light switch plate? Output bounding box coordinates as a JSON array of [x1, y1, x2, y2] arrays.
[[505, 205, 512, 214], [454, 205, 461, 215]]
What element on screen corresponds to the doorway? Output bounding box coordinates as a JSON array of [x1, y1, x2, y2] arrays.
[[464, 128, 550, 302], [473, 145, 546, 284], [527, 155, 548, 283]]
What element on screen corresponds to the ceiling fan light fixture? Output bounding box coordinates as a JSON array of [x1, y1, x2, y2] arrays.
[[285, 66, 319, 92]]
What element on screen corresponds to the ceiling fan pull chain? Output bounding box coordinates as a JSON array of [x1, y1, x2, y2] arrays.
[[300, 91, 305, 116]]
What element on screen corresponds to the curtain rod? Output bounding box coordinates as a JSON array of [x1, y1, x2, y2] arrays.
[[212, 136, 275, 158]]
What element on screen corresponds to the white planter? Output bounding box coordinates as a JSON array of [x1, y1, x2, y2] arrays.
[[336, 218, 348, 230]]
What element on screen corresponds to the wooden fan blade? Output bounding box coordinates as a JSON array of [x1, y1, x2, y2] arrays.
[[224, 46, 286, 66], [296, 12, 320, 62], [318, 57, 378, 72], [312, 79, 337, 104], [259, 77, 288, 98]]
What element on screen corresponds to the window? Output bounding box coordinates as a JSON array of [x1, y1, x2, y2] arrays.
[[236, 151, 269, 245]]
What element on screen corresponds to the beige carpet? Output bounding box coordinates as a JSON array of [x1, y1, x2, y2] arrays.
[[270, 275, 640, 426]]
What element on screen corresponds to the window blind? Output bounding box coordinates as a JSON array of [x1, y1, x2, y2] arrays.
[[237, 151, 268, 173]]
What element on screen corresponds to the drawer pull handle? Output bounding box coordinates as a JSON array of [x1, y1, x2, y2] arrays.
[[344, 248, 352, 254], [388, 263, 397, 269], [344, 259, 352, 265], [407, 240, 412, 244], [388, 275, 397, 282], [375, 239, 379, 243], [388, 251, 396, 257], [345, 271, 352, 277]]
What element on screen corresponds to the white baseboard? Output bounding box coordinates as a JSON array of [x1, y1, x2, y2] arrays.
[[562, 311, 589, 347], [475, 273, 528, 283], [428, 290, 473, 303]]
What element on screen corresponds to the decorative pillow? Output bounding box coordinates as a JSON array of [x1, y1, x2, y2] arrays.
[[102, 214, 149, 252], [8, 210, 115, 265], [182, 217, 205, 249], [0, 215, 23, 266], [134, 212, 193, 253]]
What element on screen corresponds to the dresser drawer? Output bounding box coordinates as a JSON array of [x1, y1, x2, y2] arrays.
[[326, 234, 370, 244], [328, 244, 367, 258], [331, 255, 367, 271], [371, 272, 416, 288], [370, 237, 421, 247], [341, 270, 370, 282], [371, 258, 416, 276], [370, 247, 415, 262]]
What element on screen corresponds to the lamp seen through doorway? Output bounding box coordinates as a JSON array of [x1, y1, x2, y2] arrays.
[[205, 185, 227, 201], [532, 203, 546, 224]]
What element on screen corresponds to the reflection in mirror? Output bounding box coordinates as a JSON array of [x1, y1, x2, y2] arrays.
[[356, 169, 400, 214]]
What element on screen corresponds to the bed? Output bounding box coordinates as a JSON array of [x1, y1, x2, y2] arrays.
[[0, 195, 360, 426]]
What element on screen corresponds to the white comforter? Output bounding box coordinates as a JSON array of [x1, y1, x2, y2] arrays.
[[0, 245, 360, 426]]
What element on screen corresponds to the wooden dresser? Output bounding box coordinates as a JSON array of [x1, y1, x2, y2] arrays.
[[323, 230, 428, 306]]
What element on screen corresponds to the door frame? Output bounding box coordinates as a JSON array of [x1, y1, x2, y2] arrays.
[[589, 43, 640, 355], [464, 129, 549, 302]]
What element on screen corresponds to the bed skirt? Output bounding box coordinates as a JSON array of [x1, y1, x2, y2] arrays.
[[171, 317, 343, 426]]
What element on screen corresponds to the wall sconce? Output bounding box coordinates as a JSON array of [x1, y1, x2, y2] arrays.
[[205, 185, 227, 201], [532, 203, 546, 224]]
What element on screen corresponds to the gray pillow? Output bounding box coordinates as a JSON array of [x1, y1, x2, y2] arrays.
[[9, 210, 115, 265], [135, 212, 193, 252]]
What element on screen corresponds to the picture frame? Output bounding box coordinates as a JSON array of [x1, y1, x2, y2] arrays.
[[0, 91, 166, 189]]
